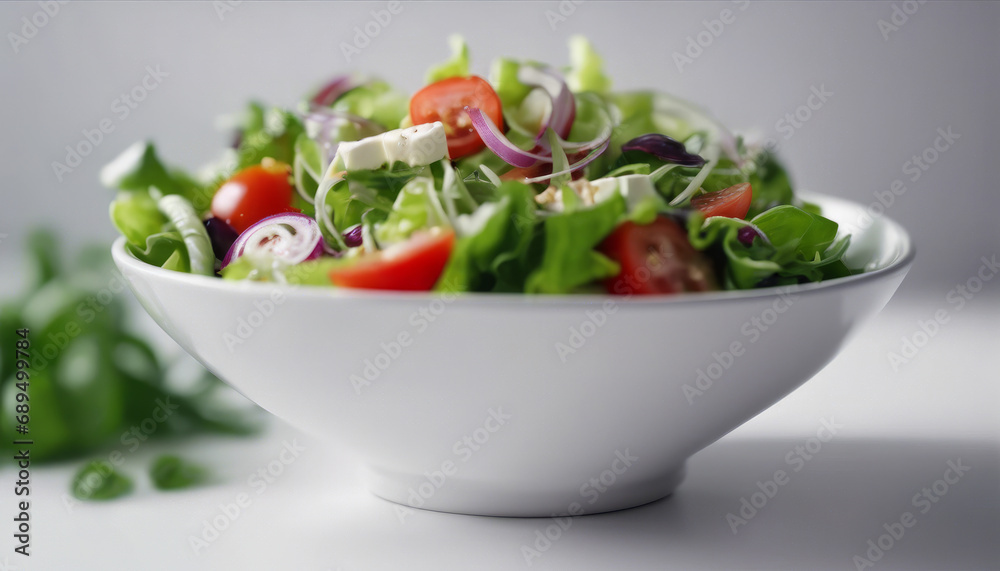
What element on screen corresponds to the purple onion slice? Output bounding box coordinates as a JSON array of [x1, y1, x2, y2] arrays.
[[466, 106, 552, 168], [621, 134, 706, 167], [342, 225, 363, 248], [518, 65, 576, 140], [221, 212, 323, 269], [310, 75, 357, 107], [203, 216, 239, 261]]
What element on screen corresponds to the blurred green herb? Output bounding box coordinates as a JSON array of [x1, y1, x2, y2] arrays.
[[150, 455, 209, 490], [0, 229, 264, 464], [71, 460, 133, 501]]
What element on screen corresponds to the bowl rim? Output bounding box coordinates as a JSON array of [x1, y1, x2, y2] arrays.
[[111, 192, 914, 307]]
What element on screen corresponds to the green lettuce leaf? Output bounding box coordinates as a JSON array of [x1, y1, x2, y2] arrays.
[[101, 142, 215, 214], [746, 151, 795, 218], [438, 181, 537, 292], [233, 103, 305, 171], [332, 81, 409, 130], [125, 232, 190, 273], [525, 192, 626, 293], [566, 36, 611, 94], [109, 191, 166, 248], [690, 206, 851, 289], [489, 58, 533, 109], [425, 34, 469, 84], [375, 177, 440, 245]]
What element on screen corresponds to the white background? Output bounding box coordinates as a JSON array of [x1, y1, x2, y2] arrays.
[[1, 2, 998, 570]]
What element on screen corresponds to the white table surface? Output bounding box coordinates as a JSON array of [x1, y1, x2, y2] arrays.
[[4, 293, 999, 571]]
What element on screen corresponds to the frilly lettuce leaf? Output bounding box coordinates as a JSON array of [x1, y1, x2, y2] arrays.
[[438, 181, 537, 292], [689, 205, 853, 289], [332, 81, 409, 129], [526, 192, 626, 294], [233, 103, 305, 172]]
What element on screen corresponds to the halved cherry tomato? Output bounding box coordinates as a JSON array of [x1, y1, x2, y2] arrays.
[[598, 216, 717, 295], [211, 160, 298, 234], [329, 229, 455, 291], [691, 182, 753, 219], [410, 76, 503, 160]]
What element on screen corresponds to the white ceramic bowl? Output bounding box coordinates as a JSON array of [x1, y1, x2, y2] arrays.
[[112, 193, 913, 516]]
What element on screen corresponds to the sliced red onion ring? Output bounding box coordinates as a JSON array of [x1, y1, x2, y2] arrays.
[[522, 139, 610, 184], [622, 133, 706, 167], [221, 212, 323, 269], [466, 106, 552, 168], [310, 75, 357, 107], [518, 66, 576, 140]]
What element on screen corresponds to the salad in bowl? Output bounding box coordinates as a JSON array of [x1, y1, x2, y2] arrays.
[[104, 37, 912, 516], [102, 36, 856, 296]]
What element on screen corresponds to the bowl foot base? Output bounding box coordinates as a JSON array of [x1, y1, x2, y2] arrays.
[[361, 462, 687, 517]]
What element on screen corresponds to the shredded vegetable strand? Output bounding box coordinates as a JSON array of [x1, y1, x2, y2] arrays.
[[669, 148, 720, 206], [649, 163, 682, 183], [440, 166, 460, 223], [292, 154, 317, 205], [313, 176, 348, 250], [478, 164, 502, 187], [523, 139, 609, 184]]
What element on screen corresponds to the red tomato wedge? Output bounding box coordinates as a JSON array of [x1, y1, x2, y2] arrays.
[[598, 216, 717, 295], [211, 160, 298, 234], [410, 76, 503, 159], [690, 182, 753, 219], [329, 229, 455, 291]]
